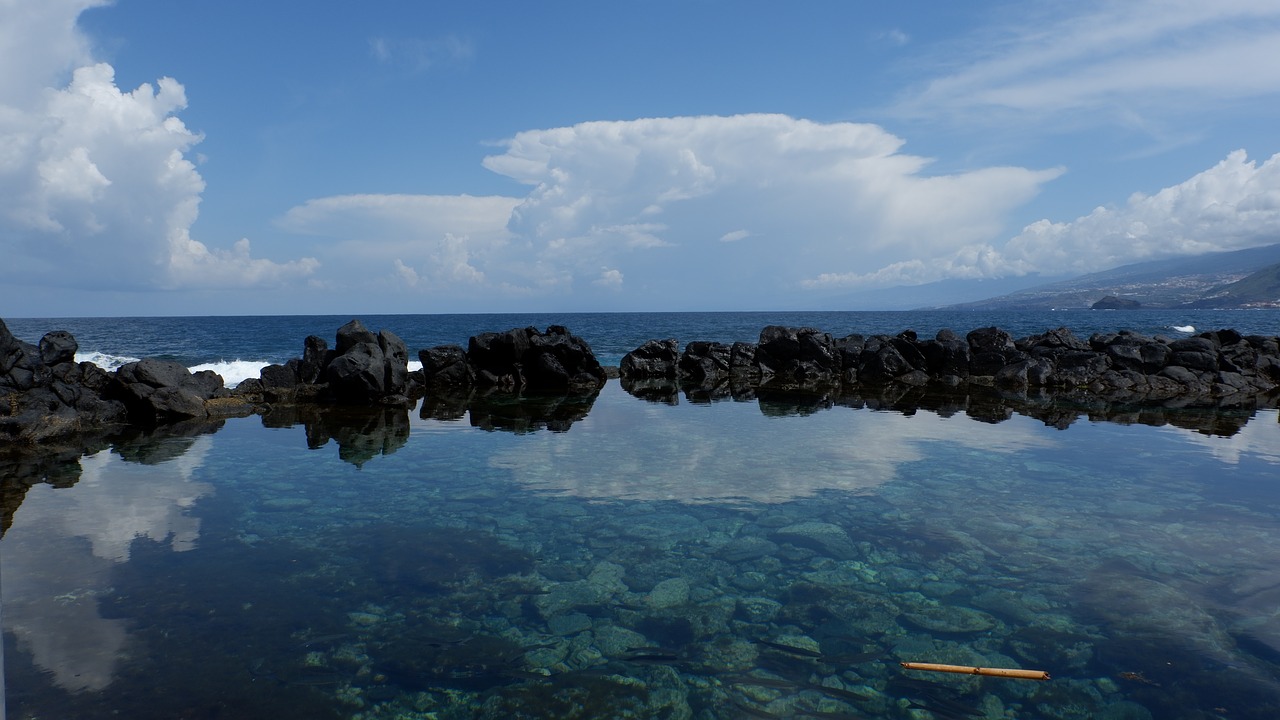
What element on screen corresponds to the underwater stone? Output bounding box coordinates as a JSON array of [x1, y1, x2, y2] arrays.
[[772, 521, 858, 559], [347, 611, 383, 626], [730, 571, 769, 592], [547, 612, 592, 636], [736, 597, 783, 623], [646, 577, 691, 609], [594, 624, 650, 656], [901, 605, 998, 634], [716, 536, 779, 562]]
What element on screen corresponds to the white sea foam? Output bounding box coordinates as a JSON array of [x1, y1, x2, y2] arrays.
[[197, 359, 423, 388], [77, 353, 423, 389], [75, 351, 141, 371], [1171, 325, 1196, 333], [189, 360, 271, 389]]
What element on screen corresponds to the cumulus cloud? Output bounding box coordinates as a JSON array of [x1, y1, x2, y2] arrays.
[[279, 194, 517, 293], [593, 268, 624, 288], [813, 149, 1280, 288], [1000, 150, 1280, 273], [896, 1, 1280, 124], [0, 1, 317, 294], [476, 114, 1060, 304], [277, 115, 1061, 306]]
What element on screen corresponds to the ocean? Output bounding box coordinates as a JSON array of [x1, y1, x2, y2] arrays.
[[4, 310, 1280, 719]]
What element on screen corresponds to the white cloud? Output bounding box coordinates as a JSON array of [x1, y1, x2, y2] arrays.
[[1000, 150, 1280, 273], [593, 268, 624, 288], [816, 149, 1280, 288], [168, 236, 320, 289], [279, 194, 516, 293], [719, 229, 750, 243], [0, 2, 317, 294], [477, 114, 1060, 304], [897, 1, 1280, 124], [394, 258, 420, 287]]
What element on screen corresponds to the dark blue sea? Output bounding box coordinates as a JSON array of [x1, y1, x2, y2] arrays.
[[4, 310, 1280, 719]]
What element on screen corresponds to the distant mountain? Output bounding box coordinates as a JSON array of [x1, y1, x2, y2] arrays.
[[938, 243, 1280, 311], [814, 274, 1072, 310], [1184, 262, 1280, 308]]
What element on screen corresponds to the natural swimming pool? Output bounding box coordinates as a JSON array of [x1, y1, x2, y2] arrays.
[[4, 382, 1280, 719]]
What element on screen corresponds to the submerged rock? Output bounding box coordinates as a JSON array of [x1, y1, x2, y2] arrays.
[[771, 521, 858, 559]]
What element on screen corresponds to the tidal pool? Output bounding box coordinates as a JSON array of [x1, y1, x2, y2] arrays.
[[4, 383, 1280, 719]]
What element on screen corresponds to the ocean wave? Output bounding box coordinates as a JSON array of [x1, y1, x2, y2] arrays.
[[1170, 325, 1196, 333], [77, 353, 425, 390], [75, 351, 141, 371], [188, 360, 271, 389], [194, 360, 423, 389]]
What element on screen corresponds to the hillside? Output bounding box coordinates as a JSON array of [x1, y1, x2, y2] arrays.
[[939, 243, 1280, 310], [1184, 262, 1280, 308]]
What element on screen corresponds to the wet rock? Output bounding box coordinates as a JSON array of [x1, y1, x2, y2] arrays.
[[620, 338, 680, 379], [419, 344, 473, 388], [901, 605, 999, 634], [716, 536, 780, 563], [646, 578, 691, 609], [547, 612, 593, 636], [736, 597, 783, 623], [772, 522, 858, 559], [678, 341, 731, 384], [755, 325, 840, 389]]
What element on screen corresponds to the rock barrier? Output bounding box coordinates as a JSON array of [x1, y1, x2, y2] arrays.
[[5, 318, 1279, 449], [621, 325, 1280, 404]]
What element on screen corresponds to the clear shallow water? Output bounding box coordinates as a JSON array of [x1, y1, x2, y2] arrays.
[[5, 383, 1280, 719]]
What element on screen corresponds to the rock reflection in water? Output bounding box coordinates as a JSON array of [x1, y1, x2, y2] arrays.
[[621, 375, 1277, 437], [262, 404, 409, 467], [419, 387, 600, 433]]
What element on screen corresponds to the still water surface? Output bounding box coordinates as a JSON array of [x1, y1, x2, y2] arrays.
[[4, 383, 1280, 719]]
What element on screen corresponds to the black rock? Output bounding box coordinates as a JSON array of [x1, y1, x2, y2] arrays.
[[620, 339, 680, 379]]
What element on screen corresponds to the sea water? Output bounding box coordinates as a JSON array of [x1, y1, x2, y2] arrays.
[[4, 311, 1280, 719]]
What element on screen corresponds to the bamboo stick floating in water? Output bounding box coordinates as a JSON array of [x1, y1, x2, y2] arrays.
[[900, 662, 1050, 680]]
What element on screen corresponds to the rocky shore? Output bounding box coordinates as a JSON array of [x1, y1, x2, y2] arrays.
[[617, 324, 1280, 405], [4, 318, 1279, 452]]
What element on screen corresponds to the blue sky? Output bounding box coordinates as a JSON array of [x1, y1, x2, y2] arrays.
[[3, 0, 1280, 316]]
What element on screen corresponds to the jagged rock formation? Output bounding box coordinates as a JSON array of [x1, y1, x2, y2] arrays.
[[239, 319, 415, 407], [419, 325, 607, 394], [620, 325, 1280, 406]]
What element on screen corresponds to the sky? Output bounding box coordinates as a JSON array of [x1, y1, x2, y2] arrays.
[[3, 0, 1280, 317]]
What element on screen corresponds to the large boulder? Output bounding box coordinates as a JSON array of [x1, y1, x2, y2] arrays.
[[324, 340, 388, 402], [419, 344, 474, 388], [678, 341, 731, 384], [110, 358, 224, 422], [523, 326, 607, 393], [252, 319, 413, 406], [620, 339, 680, 379], [858, 335, 925, 384], [468, 326, 606, 393], [755, 326, 840, 389], [921, 328, 970, 380]]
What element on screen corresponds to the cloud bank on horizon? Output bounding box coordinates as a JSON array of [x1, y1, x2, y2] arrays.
[[2, 0, 1280, 315]]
